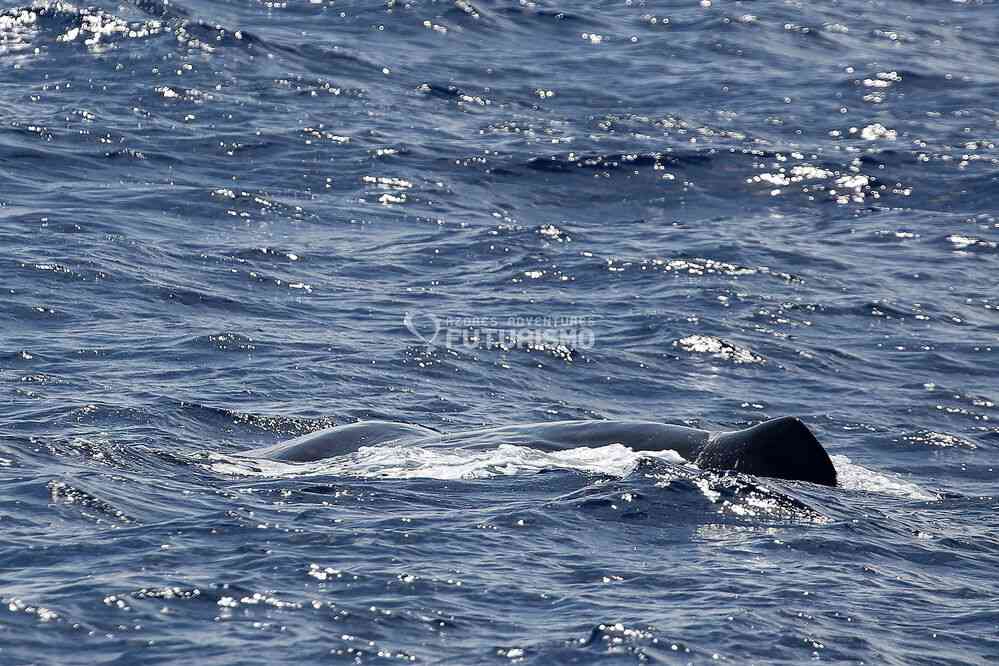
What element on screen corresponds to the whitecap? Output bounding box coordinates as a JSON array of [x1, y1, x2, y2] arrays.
[[210, 445, 936, 502], [208, 443, 687, 481], [830, 455, 937, 501]]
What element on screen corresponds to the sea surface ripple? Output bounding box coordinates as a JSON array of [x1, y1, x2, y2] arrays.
[[1, 0, 997, 663]]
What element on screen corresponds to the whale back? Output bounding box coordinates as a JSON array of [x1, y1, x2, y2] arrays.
[[698, 417, 837, 487], [238, 416, 837, 487], [240, 421, 437, 462]]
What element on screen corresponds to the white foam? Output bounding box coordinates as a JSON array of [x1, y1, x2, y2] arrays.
[[831, 455, 937, 501], [211, 447, 936, 501], [208, 443, 688, 481]]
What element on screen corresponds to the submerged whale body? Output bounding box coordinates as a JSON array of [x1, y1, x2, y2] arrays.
[[241, 417, 837, 487]]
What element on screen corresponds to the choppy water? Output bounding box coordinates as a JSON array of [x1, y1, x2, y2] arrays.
[[1, 0, 998, 663]]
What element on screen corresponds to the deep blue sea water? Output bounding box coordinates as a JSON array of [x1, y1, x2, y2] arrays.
[[1, 0, 998, 663]]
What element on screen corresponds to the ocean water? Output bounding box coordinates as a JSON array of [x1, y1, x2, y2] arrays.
[[1, 0, 998, 662]]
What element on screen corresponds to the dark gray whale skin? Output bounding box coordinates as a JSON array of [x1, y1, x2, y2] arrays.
[[240, 416, 837, 487]]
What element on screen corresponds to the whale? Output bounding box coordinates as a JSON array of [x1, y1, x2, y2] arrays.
[[239, 416, 838, 487]]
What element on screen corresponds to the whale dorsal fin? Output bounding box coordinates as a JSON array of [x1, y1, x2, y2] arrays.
[[696, 417, 837, 487]]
